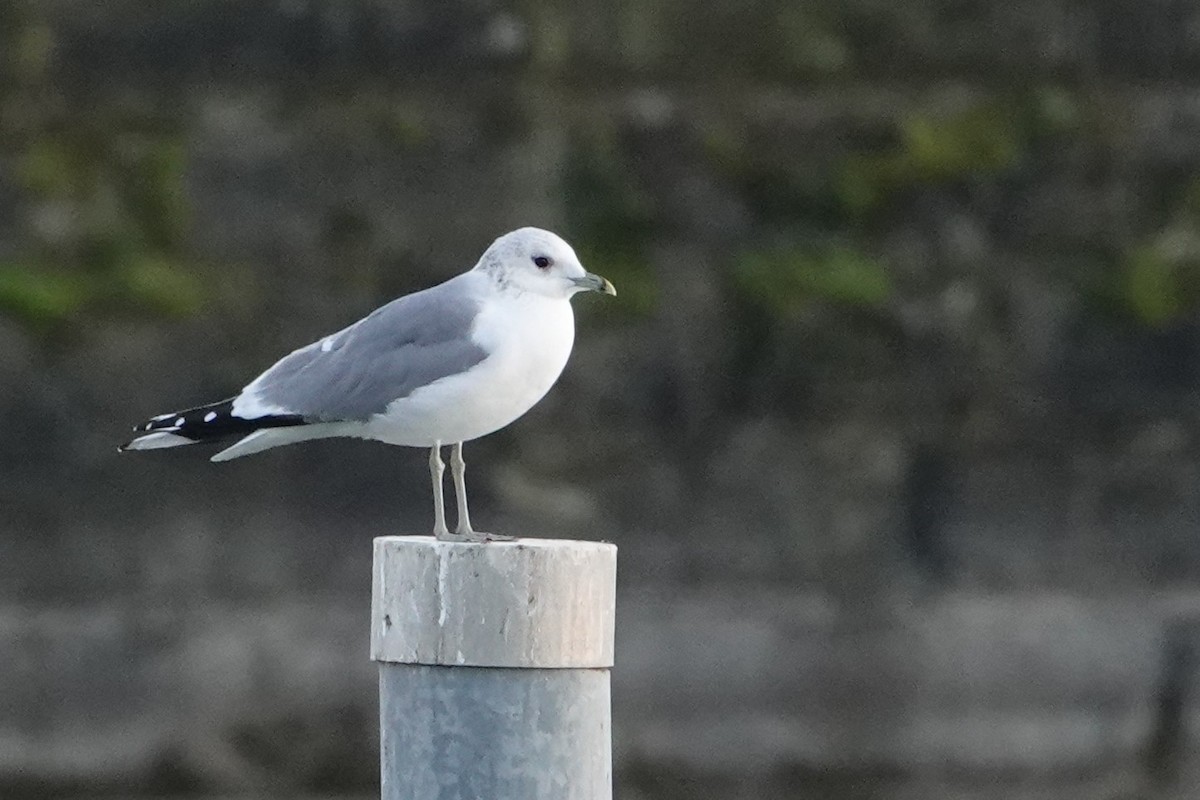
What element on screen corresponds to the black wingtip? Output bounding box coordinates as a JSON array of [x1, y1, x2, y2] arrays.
[[123, 397, 307, 451]]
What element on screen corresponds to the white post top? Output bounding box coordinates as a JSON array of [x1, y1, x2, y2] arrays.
[[370, 536, 617, 669]]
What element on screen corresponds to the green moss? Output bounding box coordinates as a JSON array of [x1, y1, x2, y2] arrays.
[[121, 138, 189, 251], [835, 92, 1082, 215], [1119, 233, 1200, 327], [0, 2, 206, 334], [734, 243, 890, 313], [116, 255, 205, 317], [19, 138, 84, 197], [0, 263, 86, 326], [838, 103, 1023, 213], [0, 254, 205, 329], [897, 108, 1021, 179]]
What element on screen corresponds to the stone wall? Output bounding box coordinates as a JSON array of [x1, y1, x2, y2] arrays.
[[5, 1, 1200, 798]]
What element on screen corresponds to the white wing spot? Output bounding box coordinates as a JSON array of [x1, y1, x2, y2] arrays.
[[174, 417, 186, 427], [204, 411, 217, 422], [320, 337, 334, 352], [151, 413, 173, 421]]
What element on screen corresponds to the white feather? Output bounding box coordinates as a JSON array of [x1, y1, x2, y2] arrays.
[[210, 423, 356, 462], [230, 386, 295, 419], [122, 431, 196, 451]]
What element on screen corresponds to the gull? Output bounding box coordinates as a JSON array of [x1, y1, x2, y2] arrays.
[[120, 227, 615, 542]]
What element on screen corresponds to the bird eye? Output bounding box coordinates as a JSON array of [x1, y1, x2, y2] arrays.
[[533, 255, 553, 269]]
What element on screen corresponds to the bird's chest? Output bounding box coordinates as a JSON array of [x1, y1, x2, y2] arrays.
[[471, 296, 576, 409]]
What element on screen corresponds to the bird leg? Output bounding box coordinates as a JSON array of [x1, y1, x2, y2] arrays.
[[450, 441, 476, 539], [429, 444, 450, 539], [438, 441, 514, 543]]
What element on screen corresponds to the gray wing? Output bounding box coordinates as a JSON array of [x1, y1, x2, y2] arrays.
[[244, 273, 488, 422]]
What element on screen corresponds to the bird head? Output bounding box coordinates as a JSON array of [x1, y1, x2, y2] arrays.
[[478, 227, 616, 300]]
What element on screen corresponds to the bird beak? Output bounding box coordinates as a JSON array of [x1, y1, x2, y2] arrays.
[[574, 272, 617, 296]]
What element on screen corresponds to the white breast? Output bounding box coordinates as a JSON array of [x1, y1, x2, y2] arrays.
[[366, 291, 576, 448]]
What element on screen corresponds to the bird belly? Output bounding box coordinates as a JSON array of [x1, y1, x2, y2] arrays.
[[365, 297, 575, 448]]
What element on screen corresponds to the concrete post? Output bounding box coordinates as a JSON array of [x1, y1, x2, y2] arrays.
[[371, 535, 617, 800]]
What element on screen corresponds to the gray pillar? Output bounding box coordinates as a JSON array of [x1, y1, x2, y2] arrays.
[[371, 536, 617, 800]]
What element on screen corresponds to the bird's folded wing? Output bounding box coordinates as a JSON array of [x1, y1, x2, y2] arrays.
[[235, 274, 489, 422]]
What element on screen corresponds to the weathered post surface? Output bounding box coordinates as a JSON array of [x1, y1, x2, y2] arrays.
[[371, 535, 617, 800]]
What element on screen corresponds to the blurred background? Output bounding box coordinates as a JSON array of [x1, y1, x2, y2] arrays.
[[4, 1, 1200, 798]]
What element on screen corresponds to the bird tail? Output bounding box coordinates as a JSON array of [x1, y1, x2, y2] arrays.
[[119, 398, 306, 453], [209, 424, 351, 461]]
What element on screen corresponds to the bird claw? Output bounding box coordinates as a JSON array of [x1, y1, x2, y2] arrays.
[[435, 530, 516, 543]]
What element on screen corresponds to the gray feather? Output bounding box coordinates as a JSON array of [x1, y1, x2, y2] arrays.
[[248, 273, 488, 421]]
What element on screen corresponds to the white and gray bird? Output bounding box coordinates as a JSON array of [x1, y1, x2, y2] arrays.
[[120, 227, 616, 542]]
